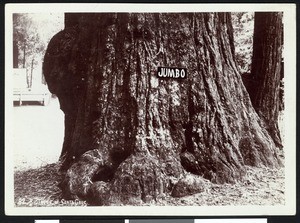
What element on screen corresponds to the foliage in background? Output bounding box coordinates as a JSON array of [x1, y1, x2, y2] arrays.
[[13, 14, 44, 68], [13, 13, 63, 87], [232, 12, 254, 74]]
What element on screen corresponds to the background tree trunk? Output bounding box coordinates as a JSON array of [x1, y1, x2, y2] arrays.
[[22, 43, 26, 68], [250, 12, 283, 148], [13, 40, 19, 68], [43, 12, 282, 205]]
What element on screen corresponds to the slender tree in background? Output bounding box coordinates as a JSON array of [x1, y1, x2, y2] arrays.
[[13, 39, 19, 68], [43, 13, 282, 205], [250, 12, 283, 148], [13, 13, 45, 88]]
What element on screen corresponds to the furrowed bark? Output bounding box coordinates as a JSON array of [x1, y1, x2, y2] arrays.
[[250, 12, 283, 148], [43, 12, 282, 205]]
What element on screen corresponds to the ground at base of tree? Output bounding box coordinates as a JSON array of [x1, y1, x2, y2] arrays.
[[14, 163, 285, 207]]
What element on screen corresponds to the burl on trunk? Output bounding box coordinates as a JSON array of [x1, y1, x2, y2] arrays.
[[43, 13, 282, 205]]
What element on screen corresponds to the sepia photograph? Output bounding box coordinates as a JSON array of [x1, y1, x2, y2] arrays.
[[5, 3, 296, 216]]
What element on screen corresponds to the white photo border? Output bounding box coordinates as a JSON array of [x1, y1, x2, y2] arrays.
[[5, 3, 296, 216]]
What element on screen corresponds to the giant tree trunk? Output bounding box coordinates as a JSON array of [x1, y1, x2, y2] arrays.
[[250, 12, 283, 148], [43, 13, 282, 205]]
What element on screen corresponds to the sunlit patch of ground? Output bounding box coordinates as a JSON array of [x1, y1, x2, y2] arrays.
[[13, 97, 64, 171]]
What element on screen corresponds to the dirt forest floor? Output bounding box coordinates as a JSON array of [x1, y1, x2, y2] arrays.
[[12, 97, 285, 207], [14, 163, 285, 207]]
